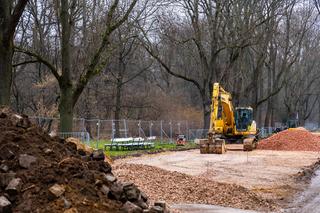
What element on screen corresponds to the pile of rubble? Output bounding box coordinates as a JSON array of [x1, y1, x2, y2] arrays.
[[0, 108, 168, 213], [258, 128, 320, 151], [114, 164, 278, 211]]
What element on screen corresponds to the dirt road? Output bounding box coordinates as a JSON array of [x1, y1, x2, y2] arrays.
[[115, 149, 320, 201]]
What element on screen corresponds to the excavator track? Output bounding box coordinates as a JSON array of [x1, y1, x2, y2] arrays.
[[243, 137, 256, 151]]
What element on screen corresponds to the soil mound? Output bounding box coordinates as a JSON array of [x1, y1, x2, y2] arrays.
[[258, 129, 320, 151], [0, 108, 165, 213], [114, 163, 278, 211]]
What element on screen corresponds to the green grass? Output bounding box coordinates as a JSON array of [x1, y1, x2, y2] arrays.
[[88, 140, 197, 158]]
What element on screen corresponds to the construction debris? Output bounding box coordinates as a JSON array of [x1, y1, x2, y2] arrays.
[[0, 107, 168, 213], [114, 164, 278, 211], [258, 128, 320, 151]]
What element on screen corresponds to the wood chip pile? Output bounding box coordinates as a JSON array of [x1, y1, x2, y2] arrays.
[[258, 129, 320, 151], [114, 164, 278, 211]]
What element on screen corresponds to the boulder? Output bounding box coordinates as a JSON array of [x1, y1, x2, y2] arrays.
[[149, 206, 163, 213], [5, 178, 23, 196], [64, 208, 78, 213], [121, 201, 142, 213], [100, 185, 110, 195], [134, 199, 148, 209], [0, 173, 16, 188], [91, 149, 105, 161], [0, 147, 15, 160], [108, 183, 123, 201], [104, 173, 117, 183], [49, 184, 65, 199], [0, 164, 9, 173], [19, 154, 37, 169], [0, 196, 11, 213], [124, 184, 140, 201], [154, 201, 166, 211]]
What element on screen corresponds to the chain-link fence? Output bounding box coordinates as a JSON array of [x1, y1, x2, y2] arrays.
[[29, 116, 202, 142]]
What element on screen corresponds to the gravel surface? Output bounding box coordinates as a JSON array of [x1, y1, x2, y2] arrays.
[[114, 163, 278, 211]]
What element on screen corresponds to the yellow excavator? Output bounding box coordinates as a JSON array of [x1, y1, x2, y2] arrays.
[[200, 83, 257, 154]]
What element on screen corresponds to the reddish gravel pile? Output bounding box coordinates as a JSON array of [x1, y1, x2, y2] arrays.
[[258, 129, 320, 151]]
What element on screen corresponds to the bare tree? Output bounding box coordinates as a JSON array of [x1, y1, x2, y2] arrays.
[[0, 0, 29, 105]]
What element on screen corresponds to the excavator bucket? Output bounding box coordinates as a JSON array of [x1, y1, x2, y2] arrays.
[[199, 137, 226, 154]]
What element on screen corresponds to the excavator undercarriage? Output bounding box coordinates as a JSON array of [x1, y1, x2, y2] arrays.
[[200, 133, 256, 154]]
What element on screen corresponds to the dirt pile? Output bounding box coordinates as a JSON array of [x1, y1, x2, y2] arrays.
[[114, 163, 278, 211], [258, 129, 320, 151], [0, 108, 167, 213]]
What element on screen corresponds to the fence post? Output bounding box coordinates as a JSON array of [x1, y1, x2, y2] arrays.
[[169, 121, 173, 143], [123, 119, 127, 138], [96, 119, 100, 148], [111, 120, 115, 140], [149, 121, 153, 137], [160, 120, 163, 143], [186, 121, 189, 141], [138, 120, 141, 138]]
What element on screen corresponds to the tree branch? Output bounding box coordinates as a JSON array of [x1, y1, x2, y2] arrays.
[[14, 47, 60, 81], [72, 0, 138, 106], [13, 60, 38, 67]]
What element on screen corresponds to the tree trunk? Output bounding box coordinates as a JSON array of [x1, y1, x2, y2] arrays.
[[114, 80, 122, 138], [0, 44, 13, 105], [59, 86, 73, 132], [59, 0, 73, 132]]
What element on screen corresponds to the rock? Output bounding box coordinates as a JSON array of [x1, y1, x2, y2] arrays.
[[14, 114, 31, 129], [87, 161, 111, 174], [154, 201, 166, 212], [0, 173, 16, 188], [5, 178, 22, 196], [121, 201, 142, 213], [149, 206, 163, 213], [77, 149, 86, 156], [49, 184, 65, 199], [19, 154, 37, 169], [134, 199, 148, 209], [140, 191, 148, 202], [0, 164, 9, 172], [91, 149, 105, 161], [63, 208, 78, 213], [108, 182, 123, 201], [44, 148, 53, 154], [0, 147, 15, 160], [124, 184, 140, 201], [100, 185, 110, 195], [95, 179, 103, 187], [62, 197, 72, 209], [104, 173, 117, 183], [0, 196, 12, 213]]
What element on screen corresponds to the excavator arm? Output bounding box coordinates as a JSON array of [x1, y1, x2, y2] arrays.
[[209, 83, 235, 136]]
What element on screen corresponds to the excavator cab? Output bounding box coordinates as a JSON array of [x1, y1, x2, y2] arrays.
[[235, 107, 253, 132]]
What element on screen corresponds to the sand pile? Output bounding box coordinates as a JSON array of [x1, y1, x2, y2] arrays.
[[258, 128, 320, 151]]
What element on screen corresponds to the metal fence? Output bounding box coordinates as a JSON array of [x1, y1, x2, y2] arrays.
[[58, 132, 91, 145], [29, 116, 202, 142]]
